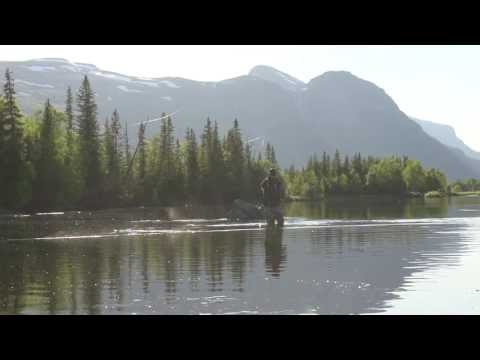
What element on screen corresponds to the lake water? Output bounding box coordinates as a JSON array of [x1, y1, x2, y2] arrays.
[[1, 196, 480, 315]]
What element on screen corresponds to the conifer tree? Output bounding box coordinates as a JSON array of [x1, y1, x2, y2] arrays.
[[199, 117, 213, 201], [33, 100, 61, 209], [185, 128, 200, 201], [156, 114, 176, 203], [76, 75, 102, 206], [173, 138, 185, 201], [104, 109, 123, 204], [135, 122, 147, 203], [0, 69, 25, 209], [211, 121, 226, 202], [225, 119, 245, 200]]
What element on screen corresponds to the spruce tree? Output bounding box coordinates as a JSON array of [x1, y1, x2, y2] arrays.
[[185, 128, 200, 201], [243, 142, 254, 200], [135, 122, 147, 203], [103, 117, 114, 203], [211, 121, 226, 202], [173, 138, 185, 201], [0, 69, 24, 209], [156, 114, 176, 204], [65, 86, 74, 159], [76, 75, 102, 206], [333, 149, 341, 177], [199, 117, 213, 201], [321, 151, 329, 178], [33, 100, 61, 209], [225, 119, 245, 200], [104, 109, 123, 204]]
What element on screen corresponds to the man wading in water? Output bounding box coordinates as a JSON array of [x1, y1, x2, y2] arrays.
[[260, 168, 285, 227]]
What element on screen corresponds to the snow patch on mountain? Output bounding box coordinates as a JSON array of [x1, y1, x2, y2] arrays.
[[117, 85, 142, 93], [74, 63, 98, 71], [16, 79, 54, 88], [30, 58, 73, 64], [132, 80, 159, 88], [94, 71, 132, 82], [61, 65, 79, 72], [24, 65, 57, 72], [162, 96, 173, 101], [159, 80, 180, 88], [249, 65, 305, 92]]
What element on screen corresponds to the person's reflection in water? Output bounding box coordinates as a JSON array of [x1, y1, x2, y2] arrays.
[[264, 227, 287, 278]]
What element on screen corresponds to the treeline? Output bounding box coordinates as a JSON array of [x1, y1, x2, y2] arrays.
[[284, 151, 448, 199], [0, 70, 278, 211], [450, 178, 480, 193], [0, 69, 450, 212]]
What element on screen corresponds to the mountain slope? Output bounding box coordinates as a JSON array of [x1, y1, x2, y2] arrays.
[[249, 65, 306, 92], [412, 117, 480, 161], [0, 58, 478, 181], [299, 71, 480, 180]]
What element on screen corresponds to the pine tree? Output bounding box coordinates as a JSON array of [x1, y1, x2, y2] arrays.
[[33, 100, 61, 209], [156, 114, 176, 204], [185, 128, 200, 201], [333, 149, 341, 177], [264, 142, 278, 166], [211, 121, 226, 202], [343, 155, 350, 177], [243, 142, 255, 200], [225, 119, 245, 201], [65, 86, 74, 164], [173, 138, 185, 201], [0, 69, 25, 209], [321, 151, 330, 178], [121, 119, 133, 202], [199, 117, 213, 201], [104, 109, 123, 205], [76, 75, 102, 206], [135, 122, 147, 203], [103, 116, 114, 203], [123, 120, 131, 169]]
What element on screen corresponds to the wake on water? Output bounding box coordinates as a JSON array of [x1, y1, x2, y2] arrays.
[[6, 215, 480, 242]]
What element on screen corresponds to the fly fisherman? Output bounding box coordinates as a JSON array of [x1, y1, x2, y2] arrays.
[[260, 168, 285, 227]]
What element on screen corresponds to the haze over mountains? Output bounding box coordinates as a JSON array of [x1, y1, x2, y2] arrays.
[[412, 117, 480, 161], [1, 58, 479, 181]]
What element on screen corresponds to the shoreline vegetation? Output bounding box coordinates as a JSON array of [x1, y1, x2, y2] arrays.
[[1, 69, 478, 214], [288, 191, 480, 202]]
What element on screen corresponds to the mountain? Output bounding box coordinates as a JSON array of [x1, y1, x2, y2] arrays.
[[412, 117, 480, 161], [249, 65, 306, 92], [0, 58, 479, 181]]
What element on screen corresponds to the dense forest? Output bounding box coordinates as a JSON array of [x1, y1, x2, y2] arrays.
[[0, 70, 451, 212], [286, 151, 448, 200], [450, 178, 480, 193]]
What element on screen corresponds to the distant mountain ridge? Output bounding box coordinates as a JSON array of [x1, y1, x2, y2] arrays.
[[412, 117, 480, 161], [0, 57, 479, 181]]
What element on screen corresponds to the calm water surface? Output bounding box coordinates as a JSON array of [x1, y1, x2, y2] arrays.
[[1, 196, 480, 315]]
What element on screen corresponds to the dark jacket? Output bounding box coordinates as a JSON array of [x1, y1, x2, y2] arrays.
[[260, 176, 284, 207]]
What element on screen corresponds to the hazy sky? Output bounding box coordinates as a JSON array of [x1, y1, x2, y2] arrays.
[[1, 45, 479, 151]]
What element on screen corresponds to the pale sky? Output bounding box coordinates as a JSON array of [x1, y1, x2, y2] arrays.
[[1, 45, 479, 151]]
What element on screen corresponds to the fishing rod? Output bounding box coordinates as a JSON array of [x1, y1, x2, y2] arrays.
[[125, 110, 180, 178]]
